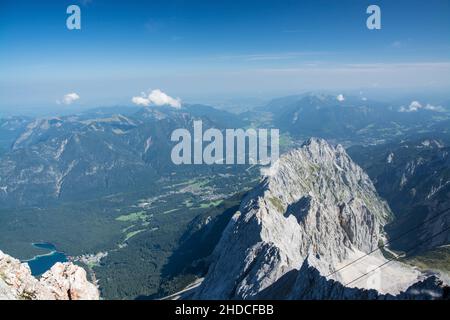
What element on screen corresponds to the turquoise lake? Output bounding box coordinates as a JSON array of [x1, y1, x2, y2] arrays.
[[25, 243, 68, 276]]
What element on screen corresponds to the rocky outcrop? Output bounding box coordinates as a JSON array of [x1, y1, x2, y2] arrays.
[[0, 250, 99, 300], [348, 139, 450, 253], [195, 138, 423, 299], [257, 257, 448, 300]]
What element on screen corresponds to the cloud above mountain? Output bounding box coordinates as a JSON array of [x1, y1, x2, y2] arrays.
[[399, 101, 444, 112], [132, 89, 181, 108], [57, 93, 80, 105]]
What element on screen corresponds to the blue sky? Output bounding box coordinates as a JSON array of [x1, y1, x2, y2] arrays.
[[0, 0, 449, 110]]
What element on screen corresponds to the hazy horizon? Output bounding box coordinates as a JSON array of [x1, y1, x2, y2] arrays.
[[1, 0, 450, 112]]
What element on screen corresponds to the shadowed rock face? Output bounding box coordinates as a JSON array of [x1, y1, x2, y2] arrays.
[[0, 250, 99, 300], [196, 138, 394, 299], [348, 139, 450, 253], [257, 257, 448, 300]]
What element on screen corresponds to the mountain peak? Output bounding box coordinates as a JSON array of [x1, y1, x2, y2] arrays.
[[302, 136, 328, 147], [301, 137, 342, 153], [196, 138, 423, 299]]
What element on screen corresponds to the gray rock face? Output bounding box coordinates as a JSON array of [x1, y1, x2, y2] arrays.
[[257, 257, 448, 300], [0, 250, 99, 300], [348, 139, 450, 253], [196, 138, 393, 299]]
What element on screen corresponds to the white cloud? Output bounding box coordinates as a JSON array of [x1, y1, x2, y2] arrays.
[[399, 101, 444, 112], [132, 89, 181, 108], [57, 93, 80, 105], [131, 96, 150, 106], [336, 94, 345, 102], [402, 101, 422, 112], [424, 103, 445, 112]]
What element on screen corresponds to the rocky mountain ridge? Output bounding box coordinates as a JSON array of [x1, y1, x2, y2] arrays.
[[0, 250, 99, 300], [253, 92, 450, 145], [0, 105, 237, 207], [195, 138, 426, 299], [348, 138, 450, 253], [257, 256, 448, 300]]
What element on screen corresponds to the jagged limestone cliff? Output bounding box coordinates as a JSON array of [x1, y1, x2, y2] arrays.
[[0, 250, 99, 300], [196, 138, 425, 299], [257, 256, 447, 300]]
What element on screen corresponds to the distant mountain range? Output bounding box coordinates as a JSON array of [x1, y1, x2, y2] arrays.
[[252, 92, 450, 144], [0, 104, 246, 207], [0, 116, 30, 153], [1, 92, 449, 300]]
